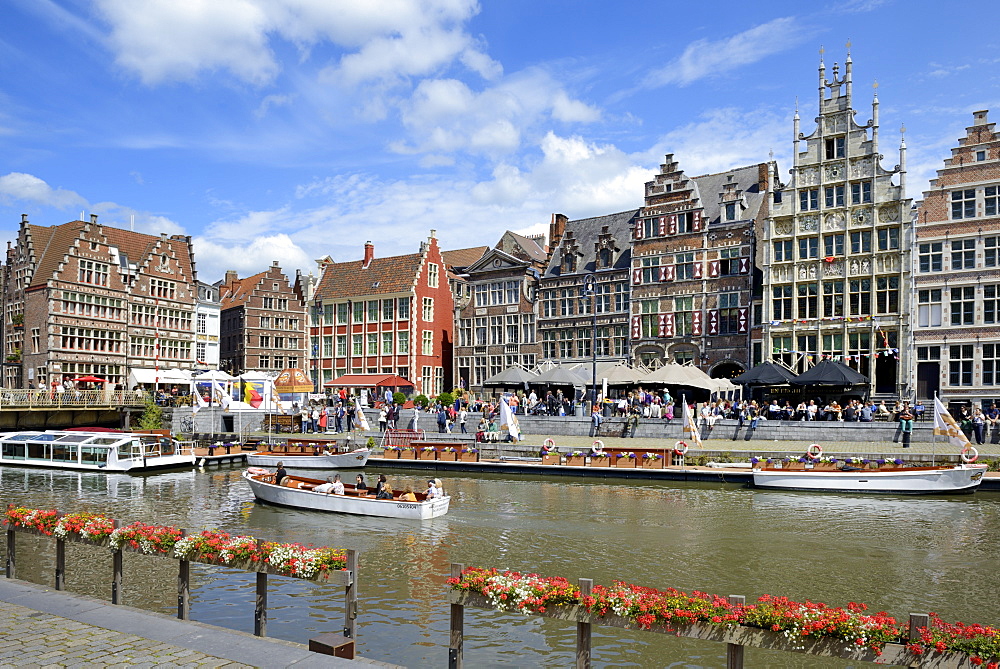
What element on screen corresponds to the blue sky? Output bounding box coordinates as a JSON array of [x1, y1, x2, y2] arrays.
[[1, 0, 998, 282]]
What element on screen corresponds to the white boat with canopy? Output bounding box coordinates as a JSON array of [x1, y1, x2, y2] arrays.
[[0, 431, 196, 472]]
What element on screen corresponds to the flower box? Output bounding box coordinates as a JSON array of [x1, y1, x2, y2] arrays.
[[614, 456, 637, 468], [459, 450, 479, 463], [541, 453, 561, 465], [382, 449, 400, 459], [417, 449, 437, 461], [588, 456, 611, 468], [399, 448, 417, 460], [641, 456, 664, 469], [565, 455, 586, 467], [438, 450, 458, 462]]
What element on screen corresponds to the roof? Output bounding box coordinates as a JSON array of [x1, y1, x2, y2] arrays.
[[497, 231, 547, 263], [314, 252, 424, 300], [442, 246, 488, 270], [690, 163, 767, 225], [543, 209, 639, 278], [324, 374, 414, 388], [219, 270, 267, 309]]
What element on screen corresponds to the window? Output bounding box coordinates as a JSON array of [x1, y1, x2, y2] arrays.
[[987, 186, 998, 216], [490, 316, 503, 344], [876, 276, 899, 314], [351, 334, 363, 356], [598, 247, 612, 268], [506, 315, 519, 344], [196, 342, 206, 362], [541, 289, 556, 318], [576, 328, 591, 357], [321, 336, 332, 356], [676, 212, 693, 233], [877, 227, 899, 251], [505, 280, 519, 304], [641, 257, 660, 283], [725, 203, 736, 221], [825, 137, 845, 159], [366, 333, 378, 355], [849, 279, 871, 316], [475, 284, 489, 308], [259, 355, 270, 369], [824, 234, 844, 257], [916, 345, 940, 361], [985, 344, 1000, 385], [851, 182, 872, 204], [560, 288, 574, 316], [197, 313, 207, 334], [262, 297, 274, 309], [719, 292, 740, 335], [381, 332, 393, 355], [675, 252, 695, 280], [850, 231, 872, 254], [949, 344, 974, 386], [422, 297, 433, 321], [799, 189, 819, 211], [336, 303, 348, 324], [368, 300, 379, 321], [952, 189, 976, 219], [952, 239, 975, 270], [382, 299, 395, 321], [397, 331, 409, 354], [919, 242, 943, 272], [259, 335, 270, 348], [352, 302, 364, 323], [150, 278, 175, 298], [918, 289, 942, 327], [639, 300, 658, 339], [824, 186, 845, 208], [615, 283, 628, 312], [821, 334, 843, 359], [595, 283, 611, 313], [474, 317, 486, 346], [950, 286, 975, 325], [986, 285, 1000, 324], [798, 237, 818, 259], [719, 247, 741, 275], [397, 297, 410, 320], [823, 281, 844, 317], [542, 330, 556, 359], [674, 296, 694, 337], [422, 330, 433, 355], [562, 253, 576, 273], [772, 285, 793, 320], [773, 240, 793, 262], [427, 263, 439, 288], [490, 282, 503, 305], [558, 329, 573, 357], [797, 284, 818, 318], [336, 335, 347, 356], [522, 314, 535, 343], [978, 150, 987, 162]]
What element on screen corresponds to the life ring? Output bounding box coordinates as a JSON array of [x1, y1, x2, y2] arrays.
[[961, 445, 979, 463], [673, 440, 689, 456], [591, 440, 604, 453], [543, 438, 556, 449], [806, 444, 823, 460], [247, 467, 270, 476]]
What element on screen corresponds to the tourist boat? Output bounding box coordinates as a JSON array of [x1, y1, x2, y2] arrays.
[[751, 463, 988, 495], [245, 447, 371, 469], [242, 469, 450, 519], [0, 430, 196, 472]]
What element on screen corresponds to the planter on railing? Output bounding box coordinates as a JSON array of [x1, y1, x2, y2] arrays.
[[438, 448, 458, 461], [458, 448, 479, 463], [417, 447, 437, 461], [641, 454, 664, 469]]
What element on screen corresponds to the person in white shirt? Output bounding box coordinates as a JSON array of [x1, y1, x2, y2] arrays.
[[425, 479, 440, 499], [331, 473, 345, 495], [313, 477, 336, 494]]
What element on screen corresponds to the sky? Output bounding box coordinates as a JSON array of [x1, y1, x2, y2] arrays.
[[1, 0, 999, 283]]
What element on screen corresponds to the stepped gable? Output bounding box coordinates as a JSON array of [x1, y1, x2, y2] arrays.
[[26, 220, 85, 290], [220, 270, 267, 309], [314, 252, 423, 300]]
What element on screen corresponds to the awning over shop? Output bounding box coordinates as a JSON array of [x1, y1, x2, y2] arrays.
[[324, 374, 414, 388], [128, 368, 192, 386]]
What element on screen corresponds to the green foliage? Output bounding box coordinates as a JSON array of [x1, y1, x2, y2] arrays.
[[136, 399, 164, 430], [451, 387, 464, 397], [413, 394, 429, 408], [392, 391, 406, 405], [437, 391, 455, 408], [366, 436, 376, 449]]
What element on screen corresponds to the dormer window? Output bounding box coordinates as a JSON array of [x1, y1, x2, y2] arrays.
[[725, 203, 737, 221], [562, 253, 576, 273], [598, 248, 612, 269]]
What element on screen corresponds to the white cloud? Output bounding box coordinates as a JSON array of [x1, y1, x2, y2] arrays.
[[0, 172, 88, 209], [193, 233, 312, 281], [645, 17, 810, 87]]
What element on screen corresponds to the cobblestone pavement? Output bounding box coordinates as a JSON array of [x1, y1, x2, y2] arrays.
[[0, 600, 253, 668]]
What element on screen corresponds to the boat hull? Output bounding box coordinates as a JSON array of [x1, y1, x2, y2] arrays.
[[751, 465, 987, 494], [246, 449, 370, 469], [242, 471, 450, 519]]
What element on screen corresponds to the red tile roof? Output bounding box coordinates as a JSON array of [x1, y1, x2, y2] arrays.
[[220, 270, 267, 309], [442, 246, 488, 270], [314, 252, 424, 300]]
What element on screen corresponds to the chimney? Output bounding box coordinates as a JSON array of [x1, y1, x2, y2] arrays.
[[90, 214, 98, 225], [362, 241, 374, 269], [549, 213, 568, 249], [973, 110, 989, 126], [225, 270, 239, 285]]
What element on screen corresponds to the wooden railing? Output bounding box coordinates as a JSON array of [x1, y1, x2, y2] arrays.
[[5, 520, 358, 643], [446, 564, 968, 669], [0, 389, 146, 408]]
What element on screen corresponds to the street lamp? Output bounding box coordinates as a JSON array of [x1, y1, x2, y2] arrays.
[[582, 274, 598, 412]]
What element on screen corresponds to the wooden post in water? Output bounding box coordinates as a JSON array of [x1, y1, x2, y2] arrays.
[[726, 595, 746, 668], [576, 578, 593, 669], [111, 520, 123, 604], [909, 613, 930, 641], [177, 530, 189, 620], [343, 549, 358, 639], [449, 563, 465, 669], [5, 527, 14, 579], [254, 571, 268, 637], [55, 538, 65, 590]]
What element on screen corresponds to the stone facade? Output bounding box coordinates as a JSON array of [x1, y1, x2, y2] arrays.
[[1, 214, 197, 388], [762, 52, 912, 397], [631, 156, 772, 376], [914, 110, 1000, 404], [453, 231, 547, 392], [218, 262, 306, 376]]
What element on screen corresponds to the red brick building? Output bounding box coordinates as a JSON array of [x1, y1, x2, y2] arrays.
[[218, 262, 306, 376], [1, 214, 197, 388], [308, 232, 456, 396]]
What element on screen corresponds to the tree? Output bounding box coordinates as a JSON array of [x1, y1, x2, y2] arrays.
[[135, 398, 164, 430], [437, 391, 455, 408], [393, 391, 406, 405], [413, 394, 429, 408]]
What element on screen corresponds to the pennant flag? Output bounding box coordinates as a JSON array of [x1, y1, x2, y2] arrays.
[[933, 396, 972, 451], [681, 396, 703, 449], [354, 402, 370, 431], [499, 395, 520, 442], [243, 381, 263, 409]]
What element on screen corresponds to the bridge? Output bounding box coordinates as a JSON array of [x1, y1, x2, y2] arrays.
[[0, 389, 147, 430]]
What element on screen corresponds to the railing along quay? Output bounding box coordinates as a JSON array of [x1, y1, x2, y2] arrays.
[[4, 509, 359, 659], [0, 389, 146, 409]]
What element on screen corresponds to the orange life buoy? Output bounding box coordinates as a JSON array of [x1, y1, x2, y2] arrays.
[[806, 443, 823, 460], [543, 438, 556, 449], [674, 440, 689, 456], [961, 445, 979, 463], [247, 467, 270, 476]]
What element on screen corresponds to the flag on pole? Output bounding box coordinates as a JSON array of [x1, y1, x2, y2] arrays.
[[682, 396, 703, 449], [212, 381, 231, 411], [499, 395, 520, 442], [243, 381, 263, 409], [354, 401, 370, 431], [933, 396, 971, 450], [192, 388, 207, 415]]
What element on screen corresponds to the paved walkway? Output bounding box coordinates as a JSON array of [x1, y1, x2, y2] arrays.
[[0, 579, 385, 668]]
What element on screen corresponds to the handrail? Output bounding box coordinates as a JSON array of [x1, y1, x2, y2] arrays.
[[0, 389, 147, 408]]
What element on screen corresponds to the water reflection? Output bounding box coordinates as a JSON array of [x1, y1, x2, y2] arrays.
[[1, 465, 998, 667]]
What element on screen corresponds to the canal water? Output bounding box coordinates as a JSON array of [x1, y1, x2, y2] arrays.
[[2, 465, 998, 667]]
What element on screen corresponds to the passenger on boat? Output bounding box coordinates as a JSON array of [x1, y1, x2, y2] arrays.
[[275, 463, 288, 486], [374, 473, 387, 497], [434, 478, 444, 496], [313, 477, 336, 494], [332, 474, 345, 495], [356, 474, 368, 494], [425, 479, 440, 499], [399, 487, 418, 502], [376, 483, 394, 500]]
